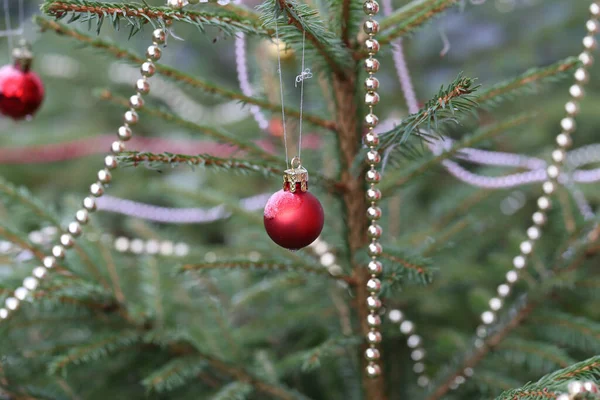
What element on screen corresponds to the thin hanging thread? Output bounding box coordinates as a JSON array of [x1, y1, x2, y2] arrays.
[[274, 14, 309, 168], [3, 0, 13, 58]]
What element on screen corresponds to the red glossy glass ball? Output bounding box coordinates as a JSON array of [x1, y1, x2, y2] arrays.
[[0, 64, 44, 120], [264, 183, 324, 250]]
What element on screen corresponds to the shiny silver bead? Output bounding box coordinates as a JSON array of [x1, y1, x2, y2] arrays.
[[365, 77, 379, 91], [14, 287, 28, 300], [140, 61, 156, 77], [388, 309, 403, 323], [367, 260, 383, 275], [561, 117, 575, 133], [591, 3, 600, 16], [565, 101, 579, 116], [498, 283, 511, 297], [367, 224, 383, 239], [43, 256, 56, 268], [366, 278, 381, 293], [400, 320, 414, 334], [569, 84, 584, 99], [537, 196, 551, 210], [580, 52, 594, 67], [75, 209, 89, 224], [365, 91, 380, 106], [33, 266, 47, 278], [365, 348, 381, 361], [367, 330, 382, 344], [364, 58, 380, 73], [364, 39, 380, 54], [98, 169, 112, 184], [583, 35, 597, 50], [365, 113, 379, 127], [167, 0, 185, 9], [23, 277, 38, 291], [136, 78, 150, 94], [532, 211, 547, 226], [367, 206, 382, 220], [513, 255, 526, 269], [124, 110, 139, 125], [368, 242, 383, 256], [411, 349, 425, 361], [152, 28, 167, 44], [367, 313, 382, 327], [364, 132, 380, 146], [556, 133, 572, 148], [68, 222, 82, 237], [365, 169, 381, 183], [83, 196, 97, 211], [363, 19, 380, 34], [60, 233, 74, 248], [520, 240, 533, 255], [481, 311, 495, 324], [542, 181, 555, 195], [366, 149, 381, 164], [52, 245, 66, 259], [105, 155, 118, 169], [117, 125, 132, 141], [0, 308, 8, 319], [575, 69, 590, 86], [111, 141, 125, 154], [489, 297, 503, 311], [363, 0, 380, 15], [527, 226, 541, 240], [5, 297, 19, 310], [90, 182, 104, 197], [506, 270, 519, 283], [587, 19, 599, 33], [547, 165, 560, 179], [366, 295, 382, 310], [366, 188, 382, 201], [366, 363, 382, 378], [129, 94, 144, 110], [407, 334, 422, 348], [551, 150, 565, 164], [146, 44, 162, 61], [568, 381, 584, 395]]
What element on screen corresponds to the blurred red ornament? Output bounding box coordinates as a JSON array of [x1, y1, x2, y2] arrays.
[[269, 118, 284, 137], [0, 41, 44, 120], [264, 161, 324, 250]]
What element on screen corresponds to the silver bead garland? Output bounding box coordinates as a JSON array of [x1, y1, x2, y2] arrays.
[[362, 0, 384, 378], [0, 24, 168, 322]]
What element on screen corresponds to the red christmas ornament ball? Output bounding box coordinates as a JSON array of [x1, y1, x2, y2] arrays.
[[264, 183, 324, 250], [0, 64, 44, 120]]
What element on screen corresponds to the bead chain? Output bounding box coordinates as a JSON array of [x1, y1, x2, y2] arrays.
[[557, 381, 600, 400], [362, 0, 385, 378], [0, 25, 169, 322], [443, 3, 600, 392]]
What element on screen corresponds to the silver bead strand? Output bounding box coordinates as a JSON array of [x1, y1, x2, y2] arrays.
[[363, 0, 384, 379], [467, 3, 599, 388], [0, 26, 167, 323]]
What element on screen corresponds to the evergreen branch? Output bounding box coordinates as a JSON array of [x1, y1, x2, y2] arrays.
[[141, 356, 207, 393], [34, 17, 336, 132], [115, 151, 338, 190], [97, 90, 278, 162], [179, 260, 354, 283], [276, 336, 361, 373], [47, 331, 141, 375], [478, 57, 581, 108], [378, 250, 434, 288], [495, 356, 600, 400], [377, 0, 459, 46], [0, 225, 48, 263], [530, 311, 600, 353], [258, 0, 353, 78], [496, 338, 574, 372], [211, 382, 253, 400], [381, 112, 536, 190], [196, 352, 313, 400], [42, 0, 265, 36]]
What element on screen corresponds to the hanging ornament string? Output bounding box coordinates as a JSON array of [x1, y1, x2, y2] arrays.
[[3, 0, 13, 55], [263, 14, 323, 251]]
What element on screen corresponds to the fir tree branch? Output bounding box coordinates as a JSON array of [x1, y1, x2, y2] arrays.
[[34, 17, 336, 132], [211, 382, 253, 400], [97, 90, 279, 162], [381, 112, 536, 191], [0, 225, 47, 263], [377, 0, 459, 46], [258, 0, 353, 78], [141, 356, 208, 393], [478, 57, 581, 108], [179, 260, 354, 284], [42, 0, 265, 36]]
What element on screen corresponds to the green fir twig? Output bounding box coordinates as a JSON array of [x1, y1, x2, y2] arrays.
[[34, 17, 337, 132]]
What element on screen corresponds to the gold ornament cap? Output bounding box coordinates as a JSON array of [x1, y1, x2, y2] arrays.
[[283, 157, 308, 193], [12, 39, 33, 72]]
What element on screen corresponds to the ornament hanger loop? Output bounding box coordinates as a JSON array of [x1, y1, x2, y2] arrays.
[[291, 156, 302, 169]]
